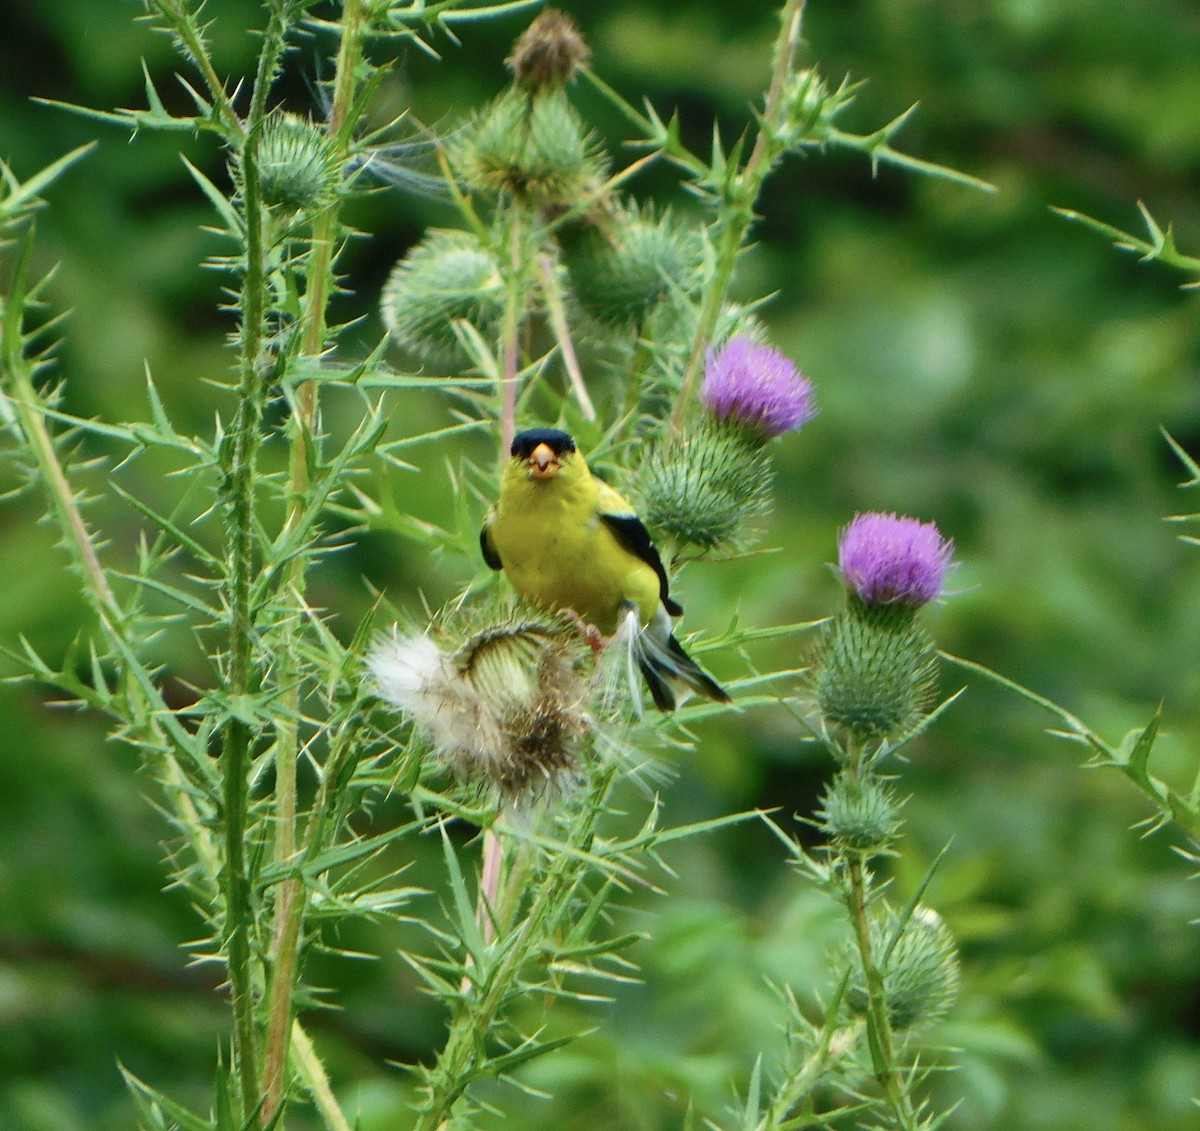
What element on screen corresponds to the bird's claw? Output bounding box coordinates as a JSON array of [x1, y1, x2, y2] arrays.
[[561, 608, 608, 655]]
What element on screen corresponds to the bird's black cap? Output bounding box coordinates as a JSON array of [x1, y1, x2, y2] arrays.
[[511, 428, 576, 458]]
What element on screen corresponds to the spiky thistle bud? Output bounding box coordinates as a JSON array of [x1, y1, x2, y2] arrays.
[[814, 597, 938, 741], [636, 337, 815, 554], [381, 229, 505, 365], [507, 9, 591, 90], [448, 86, 606, 208], [636, 419, 773, 553], [815, 770, 901, 853], [814, 514, 953, 741], [846, 906, 960, 1032], [252, 112, 338, 212], [560, 203, 706, 330], [367, 619, 591, 804]]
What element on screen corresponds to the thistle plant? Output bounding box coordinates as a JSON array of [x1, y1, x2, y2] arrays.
[[638, 336, 816, 555], [738, 514, 961, 1131], [0, 1, 1094, 1128]]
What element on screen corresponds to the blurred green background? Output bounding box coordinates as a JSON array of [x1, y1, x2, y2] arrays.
[[2, 1, 1200, 1128]]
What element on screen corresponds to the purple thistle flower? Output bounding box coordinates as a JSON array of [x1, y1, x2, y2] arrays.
[[701, 336, 816, 440], [838, 512, 954, 607]]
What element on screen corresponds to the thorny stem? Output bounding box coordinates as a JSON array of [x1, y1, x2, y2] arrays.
[[416, 769, 619, 1129], [150, 0, 245, 138], [668, 0, 806, 436], [757, 1022, 859, 1131], [220, 5, 301, 1120], [499, 213, 523, 465], [222, 138, 267, 1129], [842, 740, 919, 1130], [537, 253, 596, 422], [5, 373, 117, 617], [260, 0, 369, 1121], [1, 232, 228, 909]]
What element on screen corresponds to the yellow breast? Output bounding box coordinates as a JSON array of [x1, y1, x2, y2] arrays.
[[490, 467, 660, 634]]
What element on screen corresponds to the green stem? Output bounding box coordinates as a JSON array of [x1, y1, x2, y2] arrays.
[[537, 253, 595, 422], [260, 0, 369, 1121], [219, 0, 298, 1107], [845, 853, 918, 1129], [668, 0, 806, 436], [292, 1020, 355, 1131], [836, 740, 916, 1127], [221, 174, 267, 1131], [2, 235, 225, 907], [151, 0, 245, 138], [498, 211, 524, 466], [415, 770, 618, 1128]]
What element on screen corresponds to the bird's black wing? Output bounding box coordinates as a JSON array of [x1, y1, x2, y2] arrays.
[[599, 512, 683, 616], [480, 515, 503, 571]]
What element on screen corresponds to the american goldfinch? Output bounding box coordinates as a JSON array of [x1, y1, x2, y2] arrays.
[[481, 427, 730, 711]]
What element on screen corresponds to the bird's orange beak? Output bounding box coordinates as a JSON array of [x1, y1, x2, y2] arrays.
[[526, 442, 560, 479]]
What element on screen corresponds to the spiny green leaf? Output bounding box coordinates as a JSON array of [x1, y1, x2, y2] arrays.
[[183, 156, 243, 235], [0, 144, 95, 224], [439, 819, 487, 964], [112, 482, 220, 569], [121, 1064, 216, 1131]]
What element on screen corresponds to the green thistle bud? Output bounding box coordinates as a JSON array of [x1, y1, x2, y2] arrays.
[[814, 598, 937, 741], [636, 419, 772, 553], [815, 770, 901, 853], [449, 87, 606, 208], [783, 69, 832, 136], [560, 204, 705, 329], [253, 113, 337, 212], [381, 229, 505, 365], [847, 906, 960, 1032], [506, 9, 591, 90]]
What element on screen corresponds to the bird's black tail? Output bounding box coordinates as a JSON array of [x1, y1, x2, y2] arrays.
[[624, 605, 730, 712]]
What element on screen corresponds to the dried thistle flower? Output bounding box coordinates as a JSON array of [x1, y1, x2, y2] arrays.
[[507, 9, 591, 89], [368, 620, 591, 803]]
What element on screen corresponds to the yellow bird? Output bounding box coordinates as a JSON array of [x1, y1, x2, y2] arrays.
[[481, 428, 730, 711]]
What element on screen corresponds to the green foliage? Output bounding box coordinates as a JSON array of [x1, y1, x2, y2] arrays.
[[2, 1, 1200, 1130]]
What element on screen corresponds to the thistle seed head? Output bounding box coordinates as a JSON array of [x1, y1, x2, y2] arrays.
[[368, 620, 592, 805], [507, 9, 591, 90]]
